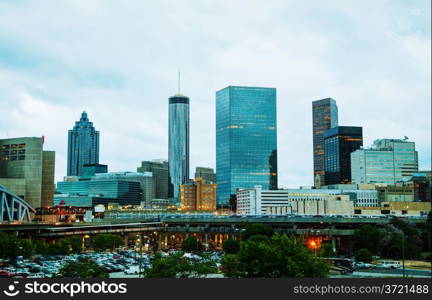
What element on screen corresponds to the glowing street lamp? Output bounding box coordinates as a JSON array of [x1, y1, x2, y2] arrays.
[[307, 238, 320, 256]]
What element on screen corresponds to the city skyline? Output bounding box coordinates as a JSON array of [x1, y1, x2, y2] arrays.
[[0, 0, 430, 188]]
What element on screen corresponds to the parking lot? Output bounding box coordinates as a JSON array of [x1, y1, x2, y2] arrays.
[[0, 249, 224, 278]]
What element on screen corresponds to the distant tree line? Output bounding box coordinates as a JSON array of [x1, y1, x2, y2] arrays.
[[0, 232, 124, 260], [353, 212, 432, 263]]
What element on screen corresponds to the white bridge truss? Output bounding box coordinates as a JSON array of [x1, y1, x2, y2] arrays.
[[0, 185, 35, 222]]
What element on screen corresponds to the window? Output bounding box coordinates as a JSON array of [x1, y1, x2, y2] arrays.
[[10, 156, 17, 161], [18, 144, 26, 148], [18, 156, 25, 160], [11, 144, 17, 149]]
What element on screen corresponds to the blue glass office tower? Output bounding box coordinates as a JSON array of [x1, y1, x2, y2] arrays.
[[168, 94, 190, 203], [216, 86, 277, 206], [67, 111, 100, 176]]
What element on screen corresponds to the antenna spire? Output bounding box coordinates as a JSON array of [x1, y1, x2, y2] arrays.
[[178, 70, 181, 94]]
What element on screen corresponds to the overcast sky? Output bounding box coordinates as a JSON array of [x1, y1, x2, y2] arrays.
[[0, 0, 430, 187]]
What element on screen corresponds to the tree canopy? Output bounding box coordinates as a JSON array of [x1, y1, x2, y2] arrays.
[[57, 258, 108, 278], [222, 233, 329, 278], [144, 252, 216, 278]]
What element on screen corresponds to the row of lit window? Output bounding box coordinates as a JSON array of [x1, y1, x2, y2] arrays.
[[2, 156, 26, 161], [3, 150, 25, 155], [1, 144, 26, 150]]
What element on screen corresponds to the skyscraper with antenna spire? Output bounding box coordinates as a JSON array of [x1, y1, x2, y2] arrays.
[[168, 73, 190, 203]]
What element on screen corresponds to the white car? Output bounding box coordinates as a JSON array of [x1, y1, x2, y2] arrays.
[[377, 261, 401, 269]]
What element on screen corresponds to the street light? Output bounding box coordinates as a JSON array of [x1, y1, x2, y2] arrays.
[[401, 232, 405, 278], [307, 238, 320, 257]]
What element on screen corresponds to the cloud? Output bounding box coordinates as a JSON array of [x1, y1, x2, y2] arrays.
[[0, 0, 430, 187]]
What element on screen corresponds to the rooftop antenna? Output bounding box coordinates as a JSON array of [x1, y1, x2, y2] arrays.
[[178, 70, 181, 94]]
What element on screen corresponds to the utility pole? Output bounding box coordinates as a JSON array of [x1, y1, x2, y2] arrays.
[[402, 232, 405, 278]]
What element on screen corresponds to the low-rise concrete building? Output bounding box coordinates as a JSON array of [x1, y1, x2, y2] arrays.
[[354, 201, 431, 217], [237, 186, 354, 216]]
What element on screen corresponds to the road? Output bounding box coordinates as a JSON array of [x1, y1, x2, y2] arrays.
[[331, 268, 432, 278]]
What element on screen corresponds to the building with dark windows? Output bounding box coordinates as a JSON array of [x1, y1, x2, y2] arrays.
[[168, 95, 190, 204], [312, 98, 338, 186], [0, 137, 55, 208], [67, 111, 100, 176], [216, 86, 277, 206], [195, 167, 216, 183], [411, 172, 431, 202], [323, 126, 363, 185], [137, 159, 169, 200]]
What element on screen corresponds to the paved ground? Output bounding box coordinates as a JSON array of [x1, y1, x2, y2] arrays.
[[331, 268, 432, 278], [109, 272, 140, 278]]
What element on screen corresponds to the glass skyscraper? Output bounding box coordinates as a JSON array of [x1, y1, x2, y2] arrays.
[[312, 98, 338, 183], [351, 139, 418, 185], [216, 86, 277, 206], [168, 94, 190, 203], [67, 111, 100, 176], [323, 126, 363, 185]]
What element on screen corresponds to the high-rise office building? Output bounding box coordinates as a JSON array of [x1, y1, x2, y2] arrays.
[[323, 126, 363, 185], [67, 111, 100, 176], [351, 139, 418, 185], [216, 86, 277, 206], [195, 167, 216, 183], [168, 94, 190, 203], [312, 98, 338, 184], [0, 137, 55, 208], [137, 160, 169, 200]]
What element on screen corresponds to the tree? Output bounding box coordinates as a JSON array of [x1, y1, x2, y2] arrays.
[[93, 234, 123, 251], [182, 236, 201, 253], [19, 239, 34, 258], [69, 236, 83, 254], [34, 240, 49, 255], [319, 242, 335, 258], [221, 254, 240, 278], [57, 258, 108, 278], [231, 234, 329, 278], [0, 232, 19, 259], [354, 248, 373, 263], [241, 224, 274, 241], [222, 239, 240, 254], [353, 225, 383, 255], [0, 232, 34, 260], [389, 217, 423, 259], [144, 252, 216, 278], [382, 232, 404, 259]]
